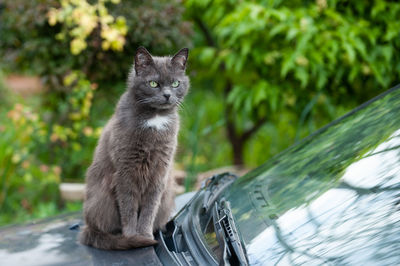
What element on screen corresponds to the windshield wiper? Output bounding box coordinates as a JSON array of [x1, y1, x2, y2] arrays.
[[202, 173, 237, 214], [212, 198, 249, 266]]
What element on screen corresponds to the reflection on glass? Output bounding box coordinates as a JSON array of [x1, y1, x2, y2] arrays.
[[223, 88, 400, 265], [203, 217, 222, 261]]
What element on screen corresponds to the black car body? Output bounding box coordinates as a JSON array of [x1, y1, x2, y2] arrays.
[[1, 85, 400, 265]]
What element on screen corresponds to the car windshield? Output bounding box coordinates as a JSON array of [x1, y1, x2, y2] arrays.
[[218, 86, 400, 265]]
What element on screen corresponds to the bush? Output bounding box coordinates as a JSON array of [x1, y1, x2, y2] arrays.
[[0, 0, 192, 182], [0, 0, 193, 225], [2, 0, 400, 225], [185, 0, 400, 165], [0, 70, 101, 224], [0, 0, 191, 83], [0, 103, 61, 225], [37, 72, 102, 181]]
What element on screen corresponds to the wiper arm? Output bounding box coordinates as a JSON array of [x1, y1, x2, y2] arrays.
[[201, 173, 237, 214], [212, 199, 249, 266]]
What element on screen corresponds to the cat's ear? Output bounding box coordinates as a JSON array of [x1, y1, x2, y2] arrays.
[[134, 46, 154, 75], [171, 48, 189, 71]]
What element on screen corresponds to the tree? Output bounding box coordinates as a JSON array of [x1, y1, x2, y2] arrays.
[[185, 0, 400, 165], [0, 0, 192, 181], [1, 0, 192, 86]]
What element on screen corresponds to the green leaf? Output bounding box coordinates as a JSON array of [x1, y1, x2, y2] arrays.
[[281, 53, 295, 77]]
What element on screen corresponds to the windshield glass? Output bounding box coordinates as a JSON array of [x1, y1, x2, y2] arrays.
[[223, 86, 400, 265]]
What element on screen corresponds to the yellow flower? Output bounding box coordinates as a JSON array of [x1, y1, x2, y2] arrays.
[[316, 0, 327, 11], [79, 14, 97, 34], [83, 126, 93, 136], [63, 72, 78, 86], [70, 38, 87, 55], [48, 9, 58, 26], [102, 41, 111, 50], [53, 166, 62, 176], [12, 153, 22, 164]]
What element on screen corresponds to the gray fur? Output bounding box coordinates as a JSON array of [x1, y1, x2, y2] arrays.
[[79, 47, 189, 250]]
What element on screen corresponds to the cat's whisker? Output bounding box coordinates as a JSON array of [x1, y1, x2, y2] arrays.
[[176, 100, 185, 109], [177, 101, 189, 115]]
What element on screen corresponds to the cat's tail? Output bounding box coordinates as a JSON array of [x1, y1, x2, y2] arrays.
[[79, 226, 158, 250]]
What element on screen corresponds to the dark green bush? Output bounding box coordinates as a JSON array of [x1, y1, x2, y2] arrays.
[[185, 0, 400, 164]]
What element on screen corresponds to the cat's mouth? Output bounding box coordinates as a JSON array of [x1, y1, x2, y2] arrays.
[[151, 101, 176, 109]]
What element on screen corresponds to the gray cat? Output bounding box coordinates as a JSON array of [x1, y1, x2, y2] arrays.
[[79, 47, 189, 250]]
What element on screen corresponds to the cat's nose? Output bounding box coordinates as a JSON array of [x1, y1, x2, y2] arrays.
[[163, 93, 171, 101]]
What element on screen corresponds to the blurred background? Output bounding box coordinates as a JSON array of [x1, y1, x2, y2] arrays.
[[0, 0, 399, 226]]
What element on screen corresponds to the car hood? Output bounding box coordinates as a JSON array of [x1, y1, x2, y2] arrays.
[[0, 214, 165, 266], [223, 86, 400, 265], [0, 192, 196, 266]]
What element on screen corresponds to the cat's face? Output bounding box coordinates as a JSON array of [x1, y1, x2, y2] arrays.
[[131, 47, 189, 110]]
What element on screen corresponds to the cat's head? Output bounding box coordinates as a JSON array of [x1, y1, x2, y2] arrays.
[[129, 47, 189, 110]]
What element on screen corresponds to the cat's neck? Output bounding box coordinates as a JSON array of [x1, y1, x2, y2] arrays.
[[116, 91, 178, 128]]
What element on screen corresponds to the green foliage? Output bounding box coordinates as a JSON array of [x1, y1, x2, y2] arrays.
[[0, 0, 191, 81], [38, 72, 102, 181], [239, 87, 400, 223], [0, 0, 192, 154], [48, 0, 128, 54], [0, 72, 9, 107], [0, 0, 192, 225], [0, 103, 61, 225], [0, 0, 192, 181], [0, 71, 99, 225], [1, 0, 400, 225], [185, 0, 400, 164], [226, 88, 400, 246], [177, 87, 231, 189]]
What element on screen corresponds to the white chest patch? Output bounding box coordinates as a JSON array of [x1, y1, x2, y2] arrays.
[[145, 115, 171, 130]]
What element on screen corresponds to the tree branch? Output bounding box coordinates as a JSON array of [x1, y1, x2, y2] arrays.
[[224, 82, 236, 140], [241, 117, 268, 141], [193, 16, 216, 48]]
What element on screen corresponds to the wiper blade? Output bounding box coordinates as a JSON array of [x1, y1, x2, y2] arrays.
[[212, 199, 249, 266], [201, 173, 237, 213]]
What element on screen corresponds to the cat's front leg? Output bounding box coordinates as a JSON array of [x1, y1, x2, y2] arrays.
[[113, 170, 140, 237], [136, 182, 165, 238], [153, 175, 176, 232]]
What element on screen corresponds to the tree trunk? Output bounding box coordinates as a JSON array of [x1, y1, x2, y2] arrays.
[[193, 17, 249, 166], [231, 137, 245, 166]]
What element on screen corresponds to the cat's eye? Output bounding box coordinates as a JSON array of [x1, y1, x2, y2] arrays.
[[172, 81, 180, 88], [149, 81, 158, 88]]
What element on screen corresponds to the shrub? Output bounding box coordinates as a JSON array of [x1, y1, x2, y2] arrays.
[[0, 103, 61, 225], [0, 70, 100, 224], [0, 0, 192, 182], [185, 0, 400, 165]]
